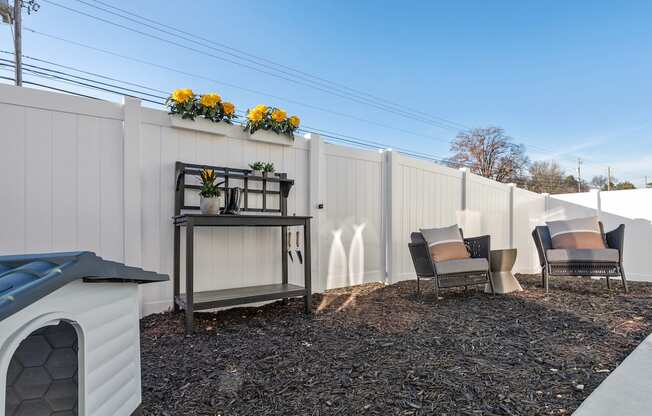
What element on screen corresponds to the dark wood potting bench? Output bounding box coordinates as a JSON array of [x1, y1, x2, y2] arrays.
[[173, 161, 312, 333]]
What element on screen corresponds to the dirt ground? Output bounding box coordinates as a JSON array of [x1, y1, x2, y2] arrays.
[[140, 274, 651, 415]]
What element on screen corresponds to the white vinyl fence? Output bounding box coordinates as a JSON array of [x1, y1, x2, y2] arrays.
[[4, 84, 624, 317]]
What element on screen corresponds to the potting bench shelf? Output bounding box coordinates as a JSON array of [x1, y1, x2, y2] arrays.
[[175, 283, 307, 311], [173, 161, 312, 333]]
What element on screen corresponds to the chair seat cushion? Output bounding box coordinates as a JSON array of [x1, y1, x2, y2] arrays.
[[435, 258, 489, 275], [546, 248, 619, 263]]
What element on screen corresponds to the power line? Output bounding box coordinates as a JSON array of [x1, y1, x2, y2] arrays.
[[41, 0, 613, 167], [0, 61, 165, 104], [41, 0, 468, 132], [14, 32, 459, 146], [83, 0, 469, 131], [64, 0, 609, 167], [23, 13, 592, 168], [71, 0, 467, 132], [0, 59, 466, 166], [0, 57, 166, 100]]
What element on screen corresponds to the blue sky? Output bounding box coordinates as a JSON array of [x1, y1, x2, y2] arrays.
[[1, 0, 651, 183]]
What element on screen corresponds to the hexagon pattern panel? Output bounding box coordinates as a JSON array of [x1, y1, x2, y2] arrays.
[[5, 322, 78, 416]]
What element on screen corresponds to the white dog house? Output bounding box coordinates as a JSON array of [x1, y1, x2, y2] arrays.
[[0, 252, 167, 416]]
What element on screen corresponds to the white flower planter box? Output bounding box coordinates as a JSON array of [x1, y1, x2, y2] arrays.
[[248, 129, 295, 146], [169, 116, 234, 136]]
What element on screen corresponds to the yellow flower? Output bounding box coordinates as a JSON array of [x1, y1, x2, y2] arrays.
[[199, 93, 221, 108], [201, 168, 215, 182], [171, 88, 194, 104], [289, 115, 300, 127], [248, 108, 263, 122], [222, 102, 235, 115], [271, 108, 287, 122], [254, 104, 268, 113]]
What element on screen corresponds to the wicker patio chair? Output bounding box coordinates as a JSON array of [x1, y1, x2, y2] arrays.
[[532, 222, 628, 293], [408, 229, 494, 298]]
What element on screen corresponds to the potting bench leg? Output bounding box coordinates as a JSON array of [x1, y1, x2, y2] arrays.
[[281, 225, 288, 305], [185, 223, 195, 334], [304, 220, 312, 314], [173, 225, 180, 312]]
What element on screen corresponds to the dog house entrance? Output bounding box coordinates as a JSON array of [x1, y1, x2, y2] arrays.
[[5, 321, 78, 416]]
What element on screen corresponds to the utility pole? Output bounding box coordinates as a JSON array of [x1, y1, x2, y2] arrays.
[[576, 158, 582, 192], [13, 0, 21, 86], [607, 167, 612, 191]]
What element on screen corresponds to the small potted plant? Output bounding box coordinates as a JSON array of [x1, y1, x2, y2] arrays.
[[262, 162, 275, 177], [244, 105, 301, 145], [249, 161, 265, 176], [199, 168, 220, 215]]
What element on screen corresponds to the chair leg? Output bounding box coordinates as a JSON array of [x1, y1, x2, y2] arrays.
[[606, 275, 611, 289], [488, 271, 495, 296], [434, 277, 439, 300], [620, 265, 629, 294], [543, 268, 549, 293], [416, 276, 421, 298]]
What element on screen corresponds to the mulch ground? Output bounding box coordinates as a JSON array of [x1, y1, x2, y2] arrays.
[[140, 275, 652, 416]]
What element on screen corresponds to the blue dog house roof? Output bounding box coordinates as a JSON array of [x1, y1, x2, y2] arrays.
[[0, 251, 168, 321]]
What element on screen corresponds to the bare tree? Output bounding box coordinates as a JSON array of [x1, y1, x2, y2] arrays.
[[528, 161, 565, 194], [590, 175, 608, 189], [450, 127, 529, 183]]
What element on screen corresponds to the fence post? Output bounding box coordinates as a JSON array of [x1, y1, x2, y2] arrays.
[[593, 189, 602, 218], [307, 133, 324, 292], [542, 193, 550, 219], [459, 167, 469, 211], [122, 97, 142, 267], [384, 150, 401, 284], [508, 183, 516, 249]]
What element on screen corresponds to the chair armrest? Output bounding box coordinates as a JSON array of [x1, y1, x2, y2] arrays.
[[408, 242, 435, 277], [532, 226, 552, 266], [464, 235, 490, 260], [606, 224, 625, 261]]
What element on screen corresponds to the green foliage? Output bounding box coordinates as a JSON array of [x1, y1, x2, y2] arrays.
[[614, 181, 636, 190], [197, 101, 237, 124], [263, 162, 275, 173], [249, 161, 265, 172], [601, 181, 636, 191]]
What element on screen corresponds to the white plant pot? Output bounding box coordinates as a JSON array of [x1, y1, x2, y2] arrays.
[[170, 116, 234, 136], [247, 129, 294, 146], [200, 196, 220, 215], [251, 170, 263, 177]]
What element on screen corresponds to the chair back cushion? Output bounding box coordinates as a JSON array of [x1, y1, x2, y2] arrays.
[[419, 225, 470, 262], [546, 216, 606, 249]]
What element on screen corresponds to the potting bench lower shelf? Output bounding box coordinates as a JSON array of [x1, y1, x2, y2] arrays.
[[175, 283, 307, 310], [173, 213, 312, 333]]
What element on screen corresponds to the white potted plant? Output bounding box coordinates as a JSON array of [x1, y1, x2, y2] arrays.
[[166, 89, 238, 136], [199, 168, 220, 215], [262, 162, 275, 177], [249, 161, 265, 177], [243, 105, 300, 146]]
